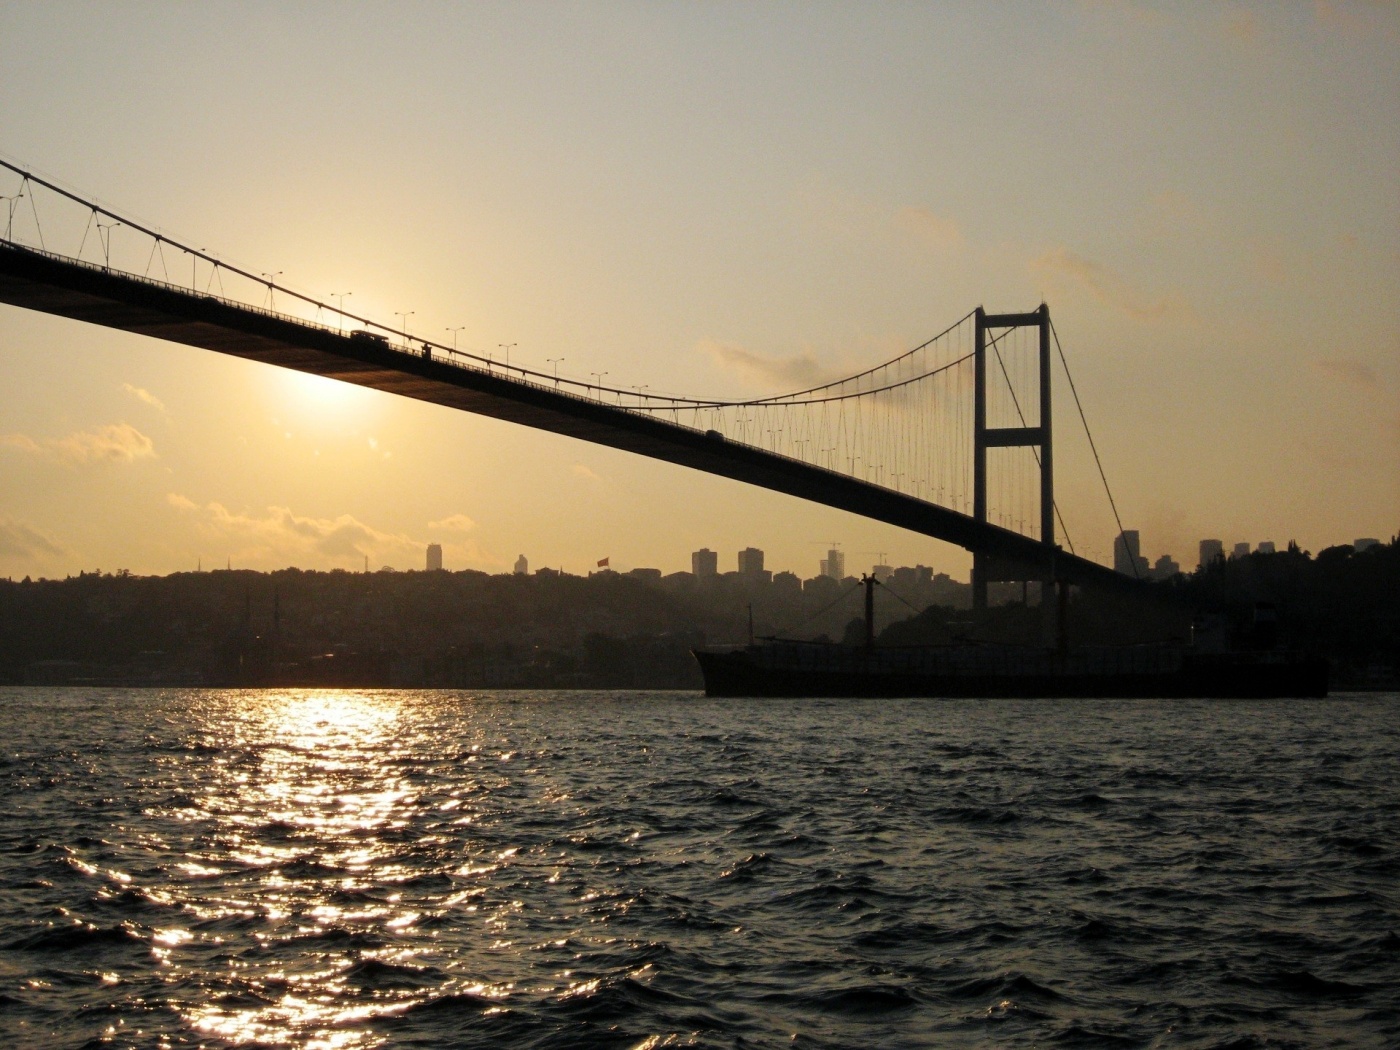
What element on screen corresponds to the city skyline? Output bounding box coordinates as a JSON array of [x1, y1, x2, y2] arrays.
[[34, 523, 1379, 587], [1, 5, 1396, 582]]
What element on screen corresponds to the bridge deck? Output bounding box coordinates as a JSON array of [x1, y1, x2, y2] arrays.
[[0, 241, 1138, 593]]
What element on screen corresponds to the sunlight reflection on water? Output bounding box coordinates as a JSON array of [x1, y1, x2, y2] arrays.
[[2, 689, 1397, 1049], [178, 692, 437, 1047]]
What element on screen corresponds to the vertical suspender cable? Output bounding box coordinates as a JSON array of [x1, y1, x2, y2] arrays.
[[1050, 319, 1131, 575]]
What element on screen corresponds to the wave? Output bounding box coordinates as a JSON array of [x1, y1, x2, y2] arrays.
[[951, 972, 1067, 1004], [5, 921, 143, 952]]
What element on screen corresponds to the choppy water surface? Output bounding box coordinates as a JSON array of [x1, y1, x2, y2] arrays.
[[1, 689, 1397, 1049]]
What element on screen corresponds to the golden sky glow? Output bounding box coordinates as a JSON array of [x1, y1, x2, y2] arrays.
[[0, 2, 1396, 580]]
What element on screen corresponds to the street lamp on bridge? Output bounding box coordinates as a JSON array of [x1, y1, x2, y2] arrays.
[[331, 292, 351, 332], [260, 271, 283, 310], [96, 219, 121, 271], [499, 343, 517, 373], [547, 357, 564, 386], [1, 191, 22, 241], [590, 371, 608, 395], [396, 311, 415, 346], [446, 326, 465, 353]]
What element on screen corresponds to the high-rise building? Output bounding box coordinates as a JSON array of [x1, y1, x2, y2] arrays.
[[1231, 542, 1251, 560], [1354, 538, 1380, 552], [738, 547, 765, 575], [872, 563, 893, 581], [1256, 541, 1276, 555], [1199, 539, 1224, 570], [514, 554, 529, 575], [821, 548, 845, 580], [1114, 530, 1147, 577], [1152, 554, 1181, 580], [426, 543, 443, 571], [692, 548, 718, 578]]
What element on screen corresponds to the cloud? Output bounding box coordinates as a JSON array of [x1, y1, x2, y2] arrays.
[[1031, 247, 1190, 322], [1, 423, 156, 465], [428, 513, 476, 531], [168, 495, 428, 566], [794, 176, 968, 260], [54, 423, 156, 464], [0, 433, 42, 454], [122, 383, 165, 412], [1314, 359, 1380, 390], [0, 516, 67, 560], [699, 339, 843, 390], [895, 206, 964, 251], [571, 464, 601, 481]]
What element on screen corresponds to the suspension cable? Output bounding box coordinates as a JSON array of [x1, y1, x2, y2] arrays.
[[663, 351, 974, 410], [0, 156, 988, 420], [1050, 318, 1136, 577], [23, 178, 45, 250], [737, 309, 977, 404], [988, 332, 1076, 554], [1, 154, 1109, 537]]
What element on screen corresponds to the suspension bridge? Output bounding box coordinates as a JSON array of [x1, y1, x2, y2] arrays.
[[0, 159, 1141, 603]]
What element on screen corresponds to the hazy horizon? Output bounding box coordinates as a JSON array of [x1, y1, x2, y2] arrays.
[[1, 2, 1396, 582]]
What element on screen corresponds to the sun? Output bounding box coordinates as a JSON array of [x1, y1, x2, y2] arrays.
[[268, 366, 386, 424]]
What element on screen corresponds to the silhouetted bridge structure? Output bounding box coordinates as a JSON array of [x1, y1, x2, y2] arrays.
[[0, 160, 1141, 601]]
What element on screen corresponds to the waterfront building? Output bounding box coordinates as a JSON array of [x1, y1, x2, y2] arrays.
[[820, 548, 845, 580], [1113, 530, 1149, 577], [738, 547, 765, 575], [1199, 539, 1224, 570], [692, 548, 718, 578]]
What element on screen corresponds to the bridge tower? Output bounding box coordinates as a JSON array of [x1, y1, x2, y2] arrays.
[[972, 304, 1054, 609]]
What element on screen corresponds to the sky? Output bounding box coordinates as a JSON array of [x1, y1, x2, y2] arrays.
[[0, 1, 1396, 582]]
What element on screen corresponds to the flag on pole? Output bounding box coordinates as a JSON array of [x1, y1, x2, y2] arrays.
[[597, 557, 610, 568]]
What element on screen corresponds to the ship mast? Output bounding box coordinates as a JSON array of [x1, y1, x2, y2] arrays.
[[864, 574, 876, 650]]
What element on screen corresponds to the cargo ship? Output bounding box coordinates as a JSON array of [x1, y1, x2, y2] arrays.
[[692, 577, 1328, 699]]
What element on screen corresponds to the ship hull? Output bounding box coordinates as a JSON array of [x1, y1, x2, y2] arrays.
[[693, 648, 1329, 700]]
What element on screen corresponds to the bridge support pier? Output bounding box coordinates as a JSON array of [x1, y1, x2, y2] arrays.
[[972, 304, 1055, 614]]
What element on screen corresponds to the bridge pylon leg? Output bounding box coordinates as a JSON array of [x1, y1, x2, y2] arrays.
[[972, 304, 1055, 616], [972, 308, 988, 610]]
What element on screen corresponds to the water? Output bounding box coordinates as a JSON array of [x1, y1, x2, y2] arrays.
[[1, 689, 1396, 1049]]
